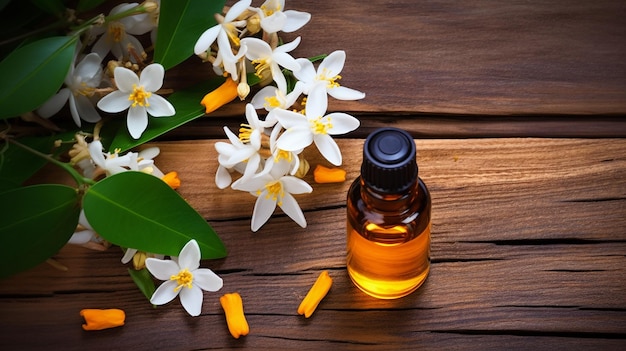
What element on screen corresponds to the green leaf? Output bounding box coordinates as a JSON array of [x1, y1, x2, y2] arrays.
[[0, 184, 80, 279], [83, 171, 227, 259], [108, 77, 225, 152], [128, 268, 156, 303], [154, 0, 225, 70], [0, 132, 75, 192], [76, 0, 107, 12], [0, 36, 77, 119], [29, 0, 65, 17]]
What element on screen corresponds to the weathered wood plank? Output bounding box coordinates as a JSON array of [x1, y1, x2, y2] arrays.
[[166, 0, 626, 116], [2, 138, 625, 349]]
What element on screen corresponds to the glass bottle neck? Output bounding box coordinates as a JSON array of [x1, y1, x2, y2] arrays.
[[360, 177, 419, 212]]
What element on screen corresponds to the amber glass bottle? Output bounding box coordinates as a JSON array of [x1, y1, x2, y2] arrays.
[[346, 127, 431, 299]]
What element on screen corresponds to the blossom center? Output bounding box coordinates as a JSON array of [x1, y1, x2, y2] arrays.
[[251, 58, 270, 79], [264, 180, 284, 205], [76, 82, 96, 97], [170, 268, 194, 291], [274, 149, 292, 163], [261, 2, 281, 17], [238, 123, 253, 143], [317, 68, 342, 89], [224, 23, 241, 46], [128, 84, 151, 107], [264, 95, 282, 109], [309, 116, 332, 135], [107, 22, 126, 43]]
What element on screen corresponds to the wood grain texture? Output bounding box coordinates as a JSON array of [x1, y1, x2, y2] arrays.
[[2, 138, 625, 350], [166, 0, 626, 116]]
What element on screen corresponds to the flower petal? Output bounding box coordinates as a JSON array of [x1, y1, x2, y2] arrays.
[[260, 11, 287, 33], [73, 94, 102, 123], [150, 280, 180, 305], [240, 37, 270, 60], [328, 86, 366, 101], [121, 248, 137, 264], [276, 127, 313, 151], [281, 176, 313, 194], [314, 133, 342, 166], [325, 112, 360, 134], [194, 25, 221, 55], [179, 285, 203, 316], [145, 258, 181, 280], [279, 192, 307, 228], [37, 88, 70, 118], [113, 67, 139, 92], [146, 94, 175, 117], [127, 106, 148, 139], [139, 63, 165, 92], [273, 109, 307, 129], [224, 0, 252, 22], [216, 165, 233, 189], [319, 50, 345, 77], [194, 268, 224, 292], [305, 83, 328, 119], [97, 90, 132, 113], [178, 239, 200, 271], [282, 10, 311, 32], [292, 58, 316, 86], [75, 53, 102, 79], [251, 195, 276, 232]]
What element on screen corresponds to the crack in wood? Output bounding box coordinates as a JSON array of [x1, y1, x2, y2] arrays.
[[430, 329, 626, 339]]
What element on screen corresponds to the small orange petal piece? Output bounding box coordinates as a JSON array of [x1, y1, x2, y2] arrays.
[[201, 78, 239, 114], [161, 171, 181, 189], [297, 270, 333, 318], [220, 292, 249, 339], [80, 309, 125, 331], [313, 165, 346, 183]]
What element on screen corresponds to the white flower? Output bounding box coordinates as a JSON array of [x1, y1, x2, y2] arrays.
[[250, 85, 301, 127], [146, 240, 223, 317], [97, 63, 175, 139], [88, 140, 136, 176], [214, 103, 268, 188], [293, 50, 365, 106], [37, 52, 103, 127], [193, 0, 251, 80], [273, 85, 360, 166], [255, 0, 311, 34], [240, 36, 301, 93], [232, 160, 312, 232], [90, 3, 151, 61]]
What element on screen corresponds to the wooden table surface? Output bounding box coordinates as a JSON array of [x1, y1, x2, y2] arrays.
[[2, 1, 626, 350]]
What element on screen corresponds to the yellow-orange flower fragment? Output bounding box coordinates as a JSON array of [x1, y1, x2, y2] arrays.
[[313, 165, 346, 183], [80, 309, 125, 331], [220, 292, 249, 339], [297, 270, 332, 318], [201, 78, 239, 114], [161, 171, 181, 189]]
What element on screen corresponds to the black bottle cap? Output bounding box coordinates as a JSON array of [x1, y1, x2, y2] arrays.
[[361, 127, 418, 194]]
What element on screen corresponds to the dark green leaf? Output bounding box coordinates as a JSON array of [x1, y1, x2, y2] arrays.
[[29, 0, 65, 17], [0, 36, 77, 119], [76, 0, 106, 12], [154, 0, 225, 70], [108, 77, 225, 152], [128, 268, 156, 303], [0, 184, 80, 279], [0, 132, 76, 192], [83, 171, 227, 259]]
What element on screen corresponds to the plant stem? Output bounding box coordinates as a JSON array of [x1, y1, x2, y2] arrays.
[[5, 138, 95, 187]]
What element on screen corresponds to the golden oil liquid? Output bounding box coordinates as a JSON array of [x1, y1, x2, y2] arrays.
[[347, 221, 431, 299]]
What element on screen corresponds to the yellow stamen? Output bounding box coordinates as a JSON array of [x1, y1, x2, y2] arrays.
[[260, 3, 281, 17], [274, 149, 292, 163], [224, 23, 241, 46], [161, 171, 181, 189], [170, 269, 194, 292], [265, 180, 284, 203], [264, 95, 282, 109], [309, 116, 332, 135], [251, 58, 270, 79], [76, 82, 96, 97], [220, 292, 249, 339], [318, 68, 341, 89], [128, 84, 151, 108], [201, 78, 239, 114], [80, 309, 125, 331], [132, 251, 148, 270], [107, 22, 126, 43], [238, 123, 253, 143], [313, 165, 346, 183], [297, 271, 332, 318]]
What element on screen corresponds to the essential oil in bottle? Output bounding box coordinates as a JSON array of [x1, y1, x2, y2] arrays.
[[346, 127, 432, 299]]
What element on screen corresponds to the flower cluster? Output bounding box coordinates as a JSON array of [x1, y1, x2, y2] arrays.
[[200, 0, 365, 231]]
